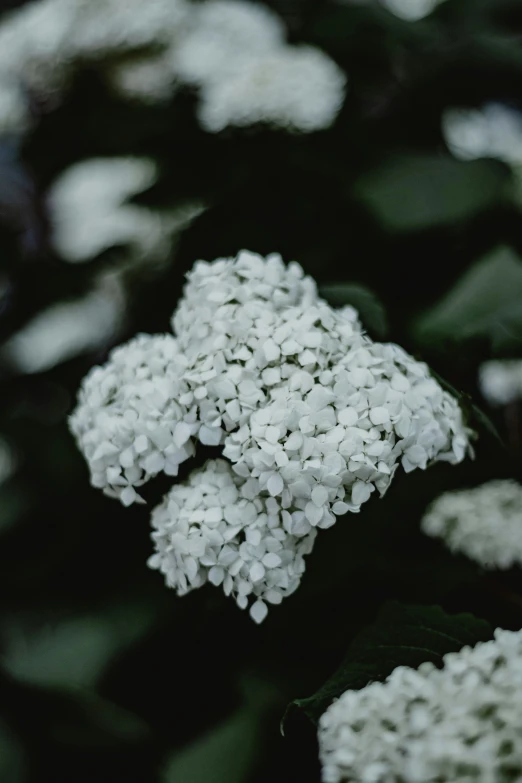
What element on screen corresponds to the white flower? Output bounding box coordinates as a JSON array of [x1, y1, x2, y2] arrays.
[[47, 157, 202, 266], [380, 0, 444, 21], [71, 250, 472, 618], [3, 271, 125, 374], [173, 0, 285, 87], [318, 627, 522, 783], [339, 0, 445, 22], [148, 458, 316, 621], [442, 104, 522, 166], [69, 332, 196, 505], [421, 479, 522, 570], [479, 360, 522, 406], [0, 0, 346, 135], [197, 45, 347, 133]]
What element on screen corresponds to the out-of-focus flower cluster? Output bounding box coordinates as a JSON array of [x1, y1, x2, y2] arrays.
[[421, 479, 522, 570], [479, 360, 522, 407], [318, 627, 522, 783], [0, 0, 346, 134], [342, 0, 445, 23], [47, 157, 203, 267], [443, 104, 522, 166], [70, 250, 471, 620]]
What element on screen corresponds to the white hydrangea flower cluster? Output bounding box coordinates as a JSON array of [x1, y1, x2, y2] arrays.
[[318, 627, 522, 783], [71, 250, 472, 619], [442, 104, 522, 166], [0, 0, 346, 135], [47, 157, 203, 266], [148, 459, 316, 622], [421, 479, 522, 570], [479, 360, 522, 407]]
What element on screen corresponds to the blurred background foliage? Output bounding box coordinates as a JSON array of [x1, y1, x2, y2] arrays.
[[1, 0, 522, 781]]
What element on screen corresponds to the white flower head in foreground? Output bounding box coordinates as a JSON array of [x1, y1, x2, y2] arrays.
[[149, 459, 316, 623], [47, 157, 202, 266], [421, 479, 522, 570], [443, 103, 522, 166], [71, 250, 471, 620], [319, 627, 522, 783], [479, 360, 522, 407], [0, 0, 346, 135]]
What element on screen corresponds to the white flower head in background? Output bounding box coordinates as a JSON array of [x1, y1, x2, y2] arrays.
[[3, 271, 125, 374], [339, 0, 445, 22], [478, 359, 522, 406], [47, 157, 204, 266], [421, 479, 522, 570], [381, 0, 444, 21], [70, 251, 472, 621], [0, 0, 347, 135], [318, 627, 522, 783], [197, 45, 347, 133], [443, 103, 522, 166]]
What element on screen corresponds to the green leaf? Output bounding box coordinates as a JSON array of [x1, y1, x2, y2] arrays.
[[0, 720, 27, 783], [162, 707, 262, 783], [415, 246, 522, 349], [354, 155, 509, 231], [2, 592, 164, 689], [284, 602, 491, 729], [320, 283, 388, 338], [48, 691, 150, 747]]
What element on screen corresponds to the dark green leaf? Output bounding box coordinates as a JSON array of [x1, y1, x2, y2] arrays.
[[415, 247, 522, 348], [162, 707, 262, 783], [355, 155, 509, 231], [3, 592, 164, 689], [284, 602, 491, 729], [48, 691, 150, 747], [0, 720, 27, 783], [320, 283, 388, 338]]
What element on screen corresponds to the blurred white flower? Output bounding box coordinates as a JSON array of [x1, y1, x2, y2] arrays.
[[0, 0, 346, 134], [479, 359, 522, 406], [421, 479, 522, 570], [197, 46, 347, 133], [3, 271, 125, 373], [381, 0, 444, 21], [340, 0, 445, 21], [71, 250, 472, 619], [174, 0, 285, 87], [47, 157, 203, 266], [318, 627, 522, 783], [443, 104, 522, 165]]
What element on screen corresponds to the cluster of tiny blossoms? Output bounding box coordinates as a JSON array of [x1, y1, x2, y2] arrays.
[[0, 0, 346, 135], [318, 627, 522, 783], [421, 480, 522, 570], [71, 250, 471, 620], [148, 459, 316, 623]]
